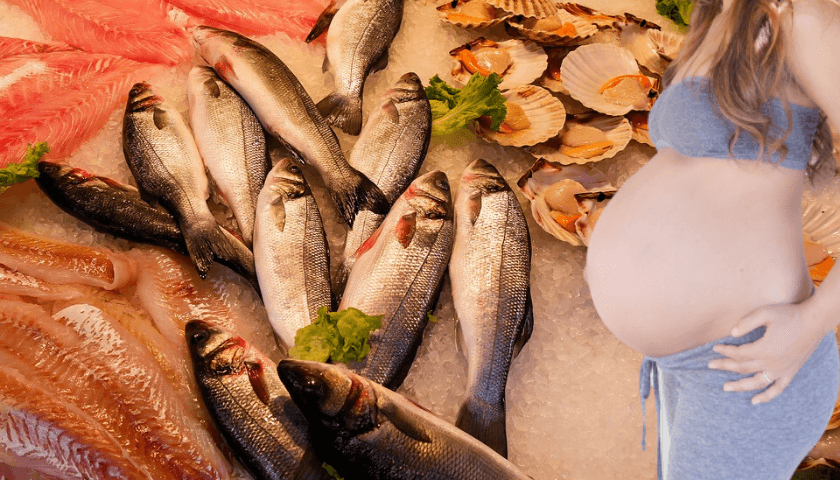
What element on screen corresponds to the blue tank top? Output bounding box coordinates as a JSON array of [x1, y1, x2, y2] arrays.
[[648, 77, 821, 170]]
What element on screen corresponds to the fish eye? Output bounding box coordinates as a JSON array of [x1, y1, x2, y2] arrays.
[[289, 165, 301, 174], [436, 179, 449, 192], [190, 329, 210, 345]]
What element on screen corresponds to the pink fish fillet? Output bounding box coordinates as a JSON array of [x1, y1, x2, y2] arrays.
[[0, 39, 160, 169], [172, 0, 329, 39], [4, 0, 189, 65], [0, 37, 77, 59]]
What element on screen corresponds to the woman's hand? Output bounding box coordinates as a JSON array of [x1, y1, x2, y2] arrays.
[[707, 301, 829, 404]]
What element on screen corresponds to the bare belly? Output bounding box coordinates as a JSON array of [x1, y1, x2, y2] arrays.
[[584, 149, 813, 357]]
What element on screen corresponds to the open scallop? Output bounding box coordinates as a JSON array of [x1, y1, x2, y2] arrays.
[[617, 15, 683, 75], [474, 85, 566, 147], [626, 111, 653, 146], [436, 0, 513, 28], [526, 113, 632, 164], [518, 158, 616, 246], [557, 3, 625, 29], [484, 0, 557, 18], [450, 37, 548, 89], [802, 197, 840, 285], [507, 8, 598, 46], [561, 43, 656, 115]]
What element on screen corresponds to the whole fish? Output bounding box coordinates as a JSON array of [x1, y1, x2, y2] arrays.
[[449, 159, 533, 458], [186, 320, 329, 480], [192, 26, 388, 227], [276, 359, 533, 480], [339, 171, 454, 390], [188, 65, 269, 247], [36, 161, 259, 290], [122, 82, 243, 279], [336, 72, 431, 291], [254, 158, 333, 349], [310, 0, 404, 135]]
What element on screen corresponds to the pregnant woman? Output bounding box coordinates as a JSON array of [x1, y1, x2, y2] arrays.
[[584, 0, 840, 478]]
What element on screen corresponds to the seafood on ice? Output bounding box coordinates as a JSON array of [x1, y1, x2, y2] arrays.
[[436, 0, 512, 28], [450, 37, 548, 90], [474, 84, 566, 147], [526, 112, 633, 164]]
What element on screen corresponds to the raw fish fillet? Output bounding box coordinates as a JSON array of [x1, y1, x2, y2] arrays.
[[0, 40, 159, 169], [0, 222, 137, 289], [0, 262, 85, 300], [3, 0, 190, 64], [170, 0, 329, 39], [0, 37, 76, 59]]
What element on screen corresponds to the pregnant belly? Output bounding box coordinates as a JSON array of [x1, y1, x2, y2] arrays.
[[584, 153, 812, 357]]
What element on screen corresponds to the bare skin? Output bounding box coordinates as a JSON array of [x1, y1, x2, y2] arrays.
[[584, 0, 840, 404]]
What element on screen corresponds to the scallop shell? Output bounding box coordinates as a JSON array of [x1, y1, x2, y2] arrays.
[[474, 85, 566, 147], [527, 113, 632, 164], [450, 38, 548, 89], [507, 8, 598, 46], [436, 0, 513, 28], [649, 29, 684, 62], [517, 158, 615, 246], [537, 47, 572, 94], [626, 111, 653, 146], [557, 3, 625, 29], [484, 0, 556, 18], [617, 17, 682, 75], [561, 43, 655, 115], [802, 199, 840, 257]]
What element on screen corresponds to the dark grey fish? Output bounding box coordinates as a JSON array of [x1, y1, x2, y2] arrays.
[[338, 171, 454, 390], [186, 320, 330, 480], [192, 26, 388, 227], [122, 82, 242, 279], [449, 159, 533, 458], [312, 0, 405, 135], [35, 161, 259, 291], [276, 359, 533, 480], [336, 72, 431, 292]]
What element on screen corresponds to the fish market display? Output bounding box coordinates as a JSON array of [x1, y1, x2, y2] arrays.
[[188, 65, 269, 247], [449, 159, 533, 458], [167, 0, 330, 39], [4, 0, 190, 64], [338, 72, 432, 288], [187, 320, 327, 480], [313, 0, 404, 135], [0, 262, 84, 300], [0, 38, 158, 169], [123, 82, 248, 279], [192, 26, 389, 227], [339, 170, 454, 390], [277, 359, 532, 480], [254, 158, 332, 349]]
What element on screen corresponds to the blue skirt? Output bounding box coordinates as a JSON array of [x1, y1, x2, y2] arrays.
[[640, 327, 839, 480]]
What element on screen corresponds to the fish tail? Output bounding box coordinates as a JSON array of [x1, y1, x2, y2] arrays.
[[455, 396, 508, 458], [328, 171, 389, 228], [182, 220, 243, 280], [317, 92, 363, 135]]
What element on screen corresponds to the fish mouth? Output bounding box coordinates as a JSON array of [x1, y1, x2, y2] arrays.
[[277, 359, 330, 407]]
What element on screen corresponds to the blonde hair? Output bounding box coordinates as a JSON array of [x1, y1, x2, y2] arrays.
[[663, 0, 835, 178]]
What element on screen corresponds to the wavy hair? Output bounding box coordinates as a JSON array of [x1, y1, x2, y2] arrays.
[[662, 0, 835, 178]]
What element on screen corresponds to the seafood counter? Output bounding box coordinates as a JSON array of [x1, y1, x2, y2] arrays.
[[2, 0, 840, 479]]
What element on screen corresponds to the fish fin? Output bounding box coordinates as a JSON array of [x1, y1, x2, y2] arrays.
[[213, 227, 260, 294], [467, 191, 483, 225], [246, 360, 272, 405], [293, 444, 332, 480], [371, 49, 389, 73], [152, 107, 169, 130], [394, 212, 416, 248], [180, 219, 222, 278], [327, 170, 388, 227], [455, 397, 508, 458], [270, 194, 287, 232], [306, 0, 339, 43], [316, 92, 363, 136], [379, 396, 433, 443], [203, 77, 221, 98], [382, 99, 400, 123], [355, 223, 384, 258], [322, 54, 330, 74], [513, 292, 534, 358], [454, 315, 465, 355], [331, 262, 350, 300]]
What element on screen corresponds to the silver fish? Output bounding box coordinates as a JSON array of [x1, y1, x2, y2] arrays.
[[339, 170, 454, 390], [254, 158, 333, 349], [336, 72, 431, 291], [187, 65, 269, 248], [122, 82, 244, 279], [449, 159, 533, 458], [276, 359, 533, 480], [312, 0, 405, 135], [192, 26, 388, 227]]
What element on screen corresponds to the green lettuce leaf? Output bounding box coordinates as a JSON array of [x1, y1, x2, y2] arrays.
[[655, 0, 694, 27], [0, 142, 49, 194], [425, 73, 507, 136], [289, 306, 382, 363], [322, 463, 344, 480]]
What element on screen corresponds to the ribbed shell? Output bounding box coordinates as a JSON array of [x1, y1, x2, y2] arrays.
[[507, 8, 597, 46], [484, 0, 556, 18], [527, 114, 632, 164], [450, 38, 548, 90], [474, 85, 566, 147], [437, 0, 513, 28]]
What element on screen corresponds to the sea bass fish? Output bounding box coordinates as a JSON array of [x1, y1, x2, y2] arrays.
[[123, 82, 243, 279], [192, 26, 388, 227], [449, 159, 533, 458], [36, 161, 259, 290], [311, 0, 404, 135], [339, 171, 454, 390], [254, 158, 333, 349], [186, 320, 329, 480], [337, 72, 431, 290], [188, 66, 269, 247], [277, 359, 533, 480]]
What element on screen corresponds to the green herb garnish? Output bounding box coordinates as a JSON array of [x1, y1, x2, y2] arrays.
[[322, 463, 344, 480], [655, 0, 694, 28], [426, 73, 507, 136], [0, 142, 49, 194], [427, 312, 438, 323], [289, 306, 382, 363]]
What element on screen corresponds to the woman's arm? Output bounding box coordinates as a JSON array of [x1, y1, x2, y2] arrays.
[[708, 0, 840, 403]]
